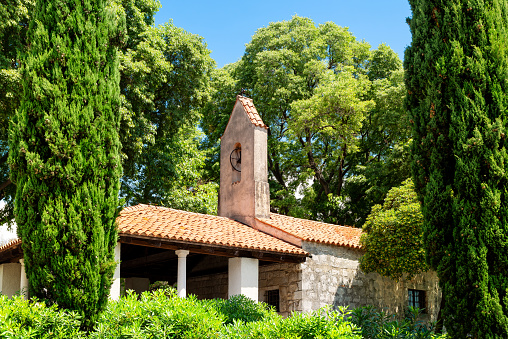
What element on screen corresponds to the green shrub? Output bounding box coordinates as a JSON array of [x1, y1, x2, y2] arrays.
[[350, 306, 447, 339], [0, 294, 84, 338], [209, 294, 273, 324], [218, 306, 361, 339], [89, 289, 224, 338], [0, 290, 451, 338]]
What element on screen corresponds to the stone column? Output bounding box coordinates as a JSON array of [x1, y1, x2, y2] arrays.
[[175, 249, 189, 298], [110, 242, 121, 300], [228, 257, 259, 302], [19, 259, 29, 299]]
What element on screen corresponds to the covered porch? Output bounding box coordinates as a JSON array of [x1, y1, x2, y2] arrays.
[[0, 204, 308, 308], [114, 230, 307, 302]]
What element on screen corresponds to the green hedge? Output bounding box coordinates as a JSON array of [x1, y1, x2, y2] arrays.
[[350, 305, 447, 339], [0, 289, 445, 338], [0, 295, 84, 338]]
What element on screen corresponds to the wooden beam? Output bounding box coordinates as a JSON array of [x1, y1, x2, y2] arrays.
[[118, 234, 308, 263]]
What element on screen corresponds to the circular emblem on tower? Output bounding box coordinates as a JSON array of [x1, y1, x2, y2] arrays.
[[230, 147, 241, 172]]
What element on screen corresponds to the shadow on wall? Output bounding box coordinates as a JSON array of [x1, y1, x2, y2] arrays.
[[332, 258, 441, 323], [300, 241, 440, 323]]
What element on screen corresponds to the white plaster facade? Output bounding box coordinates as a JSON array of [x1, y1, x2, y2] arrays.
[[0, 262, 21, 297], [228, 257, 259, 302]]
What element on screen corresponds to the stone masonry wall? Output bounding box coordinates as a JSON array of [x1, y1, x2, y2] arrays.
[[187, 272, 228, 300], [186, 261, 301, 317], [258, 262, 302, 317], [301, 241, 441, 322]]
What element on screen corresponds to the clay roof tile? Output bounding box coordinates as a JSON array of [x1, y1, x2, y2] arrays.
[[117, 204, 307, 255], [256, 213, 363, 249], [236, 95, 268, 129], [0, 238, 21, 252]]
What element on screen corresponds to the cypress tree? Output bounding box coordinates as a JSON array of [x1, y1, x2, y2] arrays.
[[8, 0, 123, 327], [405, 0, 508, 337]]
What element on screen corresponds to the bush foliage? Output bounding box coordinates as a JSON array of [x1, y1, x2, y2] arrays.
[[350, 305, 446, 339], [0, 295, 84, 338], [360, 179, 428, 281], [0, 288, 449, 338]]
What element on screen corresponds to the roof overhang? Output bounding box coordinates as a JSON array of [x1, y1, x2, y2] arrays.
[[0, 239, 22, 264], [119, 233, 308, 263]]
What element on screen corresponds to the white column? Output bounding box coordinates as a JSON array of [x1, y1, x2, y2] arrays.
[[175, 249, 189, 298], [228, 257, 259, 302], [110, 242, 121, 300], [19, 259, 29, 299]]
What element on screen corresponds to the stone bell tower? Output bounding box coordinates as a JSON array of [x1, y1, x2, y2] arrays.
[[218, 95, 270, 226]]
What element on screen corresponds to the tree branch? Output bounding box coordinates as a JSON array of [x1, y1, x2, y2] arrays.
[[0, 179, 11, 193]]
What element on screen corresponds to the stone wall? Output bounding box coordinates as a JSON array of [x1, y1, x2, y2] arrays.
[[301, 241, 441, 322], [258, 262, 301, 317], [187, 272, 228, 300], [186, 261, 302, 317]]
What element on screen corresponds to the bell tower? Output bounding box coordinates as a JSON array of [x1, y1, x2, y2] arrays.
[[218, 95, 270, 226]]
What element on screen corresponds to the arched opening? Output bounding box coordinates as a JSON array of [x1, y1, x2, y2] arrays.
[[230, 143, 241, 183]]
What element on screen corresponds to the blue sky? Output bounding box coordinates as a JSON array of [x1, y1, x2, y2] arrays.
[[154, 1, 412, 68]]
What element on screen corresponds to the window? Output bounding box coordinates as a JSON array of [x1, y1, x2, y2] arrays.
[[408, 289, 426, 312], [265, 289, 280, 312]]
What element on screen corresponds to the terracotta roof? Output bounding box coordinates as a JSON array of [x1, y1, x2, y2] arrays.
[[118, 204, 307, 256], [236, 95, 268, 129], [256, 213, 363, 249], [0, 238, 21, 252], [0, 208, 360, 257]]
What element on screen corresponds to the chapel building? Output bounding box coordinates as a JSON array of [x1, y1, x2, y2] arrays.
[[0, 95, 441, 320]]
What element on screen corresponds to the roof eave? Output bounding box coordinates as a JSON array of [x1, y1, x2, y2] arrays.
[[119, 233, 309, 263]]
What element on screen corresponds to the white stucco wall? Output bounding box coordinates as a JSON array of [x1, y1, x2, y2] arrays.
[[0, 263, 21, 297], [228, 257, 259, 302]]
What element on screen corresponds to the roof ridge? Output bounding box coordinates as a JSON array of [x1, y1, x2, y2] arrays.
[[261, 213, 362, 249], [269, 212, 358, 230], [255, 216, 304, 241]]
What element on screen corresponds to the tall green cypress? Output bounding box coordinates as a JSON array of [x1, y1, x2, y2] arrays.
[[8, 0, 123, 327], [405, 0, 508, 337]]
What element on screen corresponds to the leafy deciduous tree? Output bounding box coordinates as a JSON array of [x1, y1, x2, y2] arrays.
[[203, 17, 410, 226], [0, 0, 34, 225], [118, 22, 216, 212]]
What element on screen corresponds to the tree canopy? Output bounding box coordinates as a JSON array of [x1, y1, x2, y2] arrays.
[[0, 0, 217, 220], [203, 16, 411, 226]]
